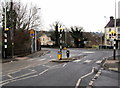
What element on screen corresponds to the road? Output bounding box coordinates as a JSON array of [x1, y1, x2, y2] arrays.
[[1, 48, 119, 87]]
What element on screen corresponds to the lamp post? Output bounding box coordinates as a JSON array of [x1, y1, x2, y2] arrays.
[[104, 16, 107, 46], [34, 8, 41, 52]]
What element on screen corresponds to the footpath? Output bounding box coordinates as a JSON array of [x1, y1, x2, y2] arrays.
[[89, 55, 120, 87], [1, 50, 50, 63]]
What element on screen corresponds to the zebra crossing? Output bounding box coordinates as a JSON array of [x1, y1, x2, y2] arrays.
[[73, 59, 103, 64]]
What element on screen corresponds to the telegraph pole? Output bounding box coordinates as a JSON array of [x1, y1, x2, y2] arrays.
[[10, 0, 14, 58]]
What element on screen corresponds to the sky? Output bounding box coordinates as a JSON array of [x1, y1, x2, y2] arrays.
[[2, 0, 120, 32]]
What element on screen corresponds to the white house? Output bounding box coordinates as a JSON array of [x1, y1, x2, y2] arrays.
[[104, 16, 120, 49], [39, 34, 55, 46]]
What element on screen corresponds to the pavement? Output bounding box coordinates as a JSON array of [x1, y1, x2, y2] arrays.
[[90, 55, 120, 87], [1, 50, 50, 63]]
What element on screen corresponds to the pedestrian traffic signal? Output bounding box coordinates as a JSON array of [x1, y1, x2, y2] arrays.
[[110, 30, 116, 36], [5, 28, 9, 31]]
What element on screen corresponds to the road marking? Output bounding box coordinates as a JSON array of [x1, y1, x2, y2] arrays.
[[29, 69, 36, 72], [7, 74, 13, 79], [95, 60, 102, 64], [37, 59, 46, 61], [73, 59, 81, 63], [39, 69, 48, 75], [75, 78, 81, 88], [62, 63, 67, 67], [84, 60, 92, 63], [82, 51, 94, 54], [42, 65, 51, 68], [0, 71, 36, 84], [75, 67, 94, 88], [1, 63, 64, 86]]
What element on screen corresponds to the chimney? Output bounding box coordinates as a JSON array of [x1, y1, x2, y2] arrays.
[[110, 16, 114, 20]]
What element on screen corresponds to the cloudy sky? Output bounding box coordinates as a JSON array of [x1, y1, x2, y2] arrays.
[[2, 0, 120, 32]]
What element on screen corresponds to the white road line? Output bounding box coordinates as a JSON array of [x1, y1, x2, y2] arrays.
[[95, 60, 102, 64], [84, 60, 92, 63], [0, 74, 39, 86], [62, 63, 67, 67], [38, 59, 46, 61], [75, 67, 94, 88], [0, 71, 36, 84], [73, 59, 81, 63], [28, 69, 36, 72], [7, 74, 13, 79], [82, 52, 94, 54], [42, 65, 51, 68], [75, 79, 82, 88], [39, 69, 48, 75]]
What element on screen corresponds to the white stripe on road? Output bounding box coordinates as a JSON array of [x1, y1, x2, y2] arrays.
[[38, 59, 46, 61], [7, 74, 13, 79], [73, 59, 81, 63], [75, 67, 94, 88], [42, 65, 51, 68], [82, 51, 95, 54], [84, 60, 92, 63], [39, 69, 48, 75], [62, 63, 67, 67], [95, 60, 102, 64]]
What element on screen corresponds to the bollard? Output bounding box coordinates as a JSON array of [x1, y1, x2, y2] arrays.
[[66, 50, 70, 58], [58, 51, 62, 60]]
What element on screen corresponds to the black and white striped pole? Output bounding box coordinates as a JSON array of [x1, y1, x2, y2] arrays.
[[113, 38, 116, 60], [4, 2, 8, 59], [59, 28, 63, 60], [111, 31, 116, 60], [4, 28, 9, 59]]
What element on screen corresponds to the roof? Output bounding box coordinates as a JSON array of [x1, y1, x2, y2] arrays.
[[105, 18, 120, 28]]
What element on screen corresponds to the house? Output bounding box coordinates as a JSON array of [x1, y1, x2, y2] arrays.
[[104, 16, 120, 49], [39, 34, 55, 46]]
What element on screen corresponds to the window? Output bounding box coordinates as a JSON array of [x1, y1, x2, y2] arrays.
[[109, 34, 111, 38], [109, 28, 111, 32], [118, 34, 120, 38], [118, 28, 120, 31]]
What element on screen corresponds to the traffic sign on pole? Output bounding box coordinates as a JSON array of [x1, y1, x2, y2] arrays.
[[30, 29, 35, 37]]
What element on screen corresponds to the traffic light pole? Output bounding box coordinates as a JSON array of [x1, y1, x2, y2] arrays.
[[59, 28, 62, 60], [113, 39, 116, 60], [4, 1, 7, 59]]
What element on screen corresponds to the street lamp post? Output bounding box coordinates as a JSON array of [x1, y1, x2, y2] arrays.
[[34, 8, 41, 52], [104, 16, 107, 46]]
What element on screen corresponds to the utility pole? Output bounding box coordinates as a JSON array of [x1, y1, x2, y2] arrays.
[[35, 30, 37, 52], [10, 0, 14, 58]]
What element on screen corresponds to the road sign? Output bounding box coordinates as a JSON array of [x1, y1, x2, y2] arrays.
[[110, 30, 115, 34], [30, 29, 35, 37], [60, 28, 63, 30], [5, 28, 9, 31]]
